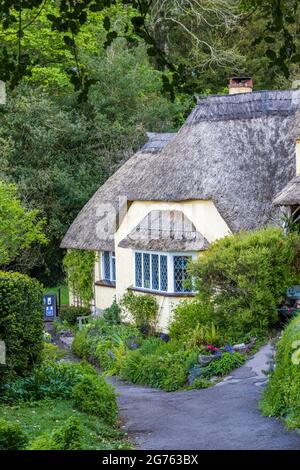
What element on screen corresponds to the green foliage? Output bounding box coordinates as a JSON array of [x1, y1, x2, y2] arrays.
[[260, 315, 300, 430], [72, 374, 118, 425], [0, 270, 44, 382], [63, 250, 95, 306], [186, 322, 222, 349], [0, 361, 95, 403], [171, 228, 300, 342], [121, 291, 158, 334], [72, 317, 141, 371], [202, 352, 245, 378], [41, 343, 67, 362], [0, 419, 28, 450], [60, 305, 90, 326], [120, 338, 198, 391], [0, 180, 47, 266], [1, 398, 129, 451], [103, 301, 121, 325], [27, 417, 82, 450]]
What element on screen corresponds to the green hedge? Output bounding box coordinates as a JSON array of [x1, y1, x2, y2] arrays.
[[0, 271, 44, 382], [260, 315, 300, 430], [170, 228, 300, 342]]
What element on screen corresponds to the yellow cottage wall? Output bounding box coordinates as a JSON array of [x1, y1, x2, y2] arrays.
[[95, 200, 231, 330]]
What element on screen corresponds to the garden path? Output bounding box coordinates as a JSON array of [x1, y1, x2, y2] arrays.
[[108, 344, 300, 450]]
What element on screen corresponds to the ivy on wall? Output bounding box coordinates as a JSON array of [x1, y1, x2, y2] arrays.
[[63, 250, 95, 306]]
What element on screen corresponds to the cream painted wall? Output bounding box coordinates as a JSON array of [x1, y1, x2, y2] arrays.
[[94, 251, 116, 311], [93, 199, 230, 330]]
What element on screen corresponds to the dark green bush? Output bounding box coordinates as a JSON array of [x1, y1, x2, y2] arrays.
[[27, 417, 82, 450], [103, 301, 121, 325], [171, 228, 300, 342], [0, 270, 44, 382], [0, 419, 28, 450], [0, 361, 96, 403], [59, 306, 90, 326], [260, 315, 300, 430], [202, 352, 245, 378], [120, 291, 158, 334], [72, 374, 118, 424]]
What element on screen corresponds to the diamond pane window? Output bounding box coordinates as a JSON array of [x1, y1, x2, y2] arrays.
[[135, 252, 142, 287], [173, 256, 191, 293], [103, 251, 111, 280], [151, 254, 159, 290], [102, 251, 116, 282], [143, 253, 151, 289], [160, 255, 168, 291]]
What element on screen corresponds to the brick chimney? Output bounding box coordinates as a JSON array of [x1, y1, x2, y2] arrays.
[[229, 77, 253, 95]]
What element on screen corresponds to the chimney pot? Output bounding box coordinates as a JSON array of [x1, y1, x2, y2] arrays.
[[229, 76, 253, 94]]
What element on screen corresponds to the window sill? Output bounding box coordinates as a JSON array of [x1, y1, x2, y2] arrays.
[[95, 280, 116, 288], [128, 286, 196, 298]]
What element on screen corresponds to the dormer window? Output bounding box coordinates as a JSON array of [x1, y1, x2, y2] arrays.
[[102, 251, 116, 282]]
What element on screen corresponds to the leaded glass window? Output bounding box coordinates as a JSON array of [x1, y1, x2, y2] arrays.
[[134, 252, 168, 292], [160, 255, 168, 291], [173, 256, 191, 293], [103, 251, 111, 280], [135, 252, 142, 287], [102, 251, 116, 282], [151, 254, 159, 290]]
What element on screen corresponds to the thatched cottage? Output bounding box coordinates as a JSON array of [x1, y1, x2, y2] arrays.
[[61, 78, 300, 330]]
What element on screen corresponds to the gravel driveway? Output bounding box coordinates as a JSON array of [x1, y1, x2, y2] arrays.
[[109, 344, 300, 450]]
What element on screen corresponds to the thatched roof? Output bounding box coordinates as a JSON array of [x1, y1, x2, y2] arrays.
[[273, 175, 300, 205], [118, 210, 209, 252], [61, 89, 300, 251], [60, 133, 176, 251]]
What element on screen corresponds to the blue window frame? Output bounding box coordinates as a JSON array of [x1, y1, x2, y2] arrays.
[[134, 252, 168, 292], [102, 251, 116, 282]]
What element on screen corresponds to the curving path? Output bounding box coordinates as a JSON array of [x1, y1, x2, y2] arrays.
[[109, 344, 300, 450]]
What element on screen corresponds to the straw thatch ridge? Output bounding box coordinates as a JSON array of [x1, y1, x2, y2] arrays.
[[61, 89, 300, 251], [118, 210, 209, 252], [273, 175, 300, 205]]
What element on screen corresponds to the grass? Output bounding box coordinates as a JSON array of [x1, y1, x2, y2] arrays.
[[0, 399, 132, 450], [44, 284, 69, 306]]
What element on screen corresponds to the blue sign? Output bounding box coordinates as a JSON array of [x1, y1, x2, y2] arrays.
[[43, 294, 57, 320], [286, 286, 300, 300]]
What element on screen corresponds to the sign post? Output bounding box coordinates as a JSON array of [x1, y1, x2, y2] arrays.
[[43, 294, 57, 321]]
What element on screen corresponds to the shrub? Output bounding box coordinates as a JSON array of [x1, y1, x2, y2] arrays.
[[27, 418, 82, 450], [41, 342, 67, 362], [72, 374, 118, 424], [0, 361, 95, 403], [103, 301, 121, 325], [202, 352, 245, 378], [59, 306, 90, 326], [120, 291, 158, 334], [0, 419, 28, 450], [260, 315, 300, 429], [72, 317, 141, 370], [0, 270, 44, 382], [171, 228, 300, 342], [120, 338, 198, 391]]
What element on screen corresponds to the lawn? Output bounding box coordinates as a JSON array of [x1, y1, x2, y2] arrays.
[[0, 399, 131, 450], [44, 284, 69, 306]]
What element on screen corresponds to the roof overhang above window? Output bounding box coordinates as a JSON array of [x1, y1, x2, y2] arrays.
[[118, 210, 209, 252]]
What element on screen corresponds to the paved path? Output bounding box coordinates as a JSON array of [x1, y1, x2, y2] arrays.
[[109, 344, 300, 450]]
